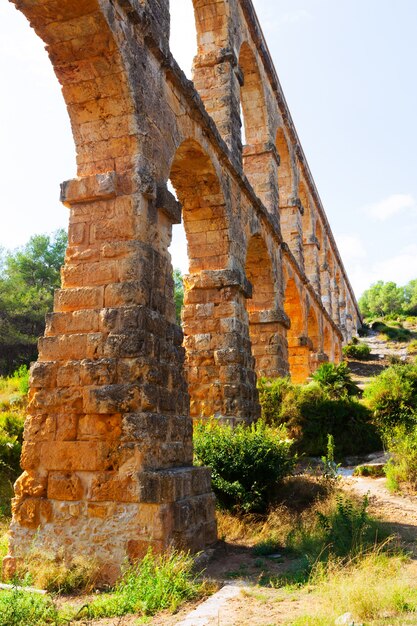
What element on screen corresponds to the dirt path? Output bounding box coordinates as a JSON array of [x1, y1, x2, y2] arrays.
[[344, 475, 417, 549]]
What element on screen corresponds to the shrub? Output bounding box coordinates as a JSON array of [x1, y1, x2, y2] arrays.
[[258, 378, 379, 457], [371, 320, 412, 343], [363, 363, 417, 434], [384, 425, 417, 492], [0, 413, 24, 476], [81, 549, 203, 619], [287, 495, 381, 562], [342, 341, 371, 360], [193, 420, 295, 512], [407, 339, 417, 355], [0, 589, 58, 626], [311, 362, 360, 398]]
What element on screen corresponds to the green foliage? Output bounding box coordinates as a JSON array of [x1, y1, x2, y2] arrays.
[[342, 341, 372, 360], [173, 268, 184, 325], [363, 363, 417, 433], [0, 588, 59, 626], [407, 339, 417, 355], [258, 378, 379, 457], [311, 362, 361, 398], [321, 434, 341, 480], [404, 279, 417, 315], [0, 230, 67, 375], [81, 549, 202, 619], [287, 495, 380, 563], [193, 420, 295, 513], [359, 280, 407, 318], [371, 320, 412, 343], [359, 278, 417, 319], [384, 425, 417, 492]]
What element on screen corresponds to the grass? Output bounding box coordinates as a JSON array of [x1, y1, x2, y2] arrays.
[[0, 549, 207, 624], [0, 588, 59, 626], [77, 549, 206, 620], [286, 552, 417, 626]]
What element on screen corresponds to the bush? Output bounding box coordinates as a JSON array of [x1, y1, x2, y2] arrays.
[[287, 495, 381, 562], [0, 589, 58, 626], [407, 339, 417, 355], [363, 363, 417, 434], [81, 549, 203, 619], [371, 320, 412, 343], [311, 362, 360, 398], [384, 425, 417, 492], [194, 420, 295, 512], [258, 378, 379, 457], [342, 341, 371, 360]]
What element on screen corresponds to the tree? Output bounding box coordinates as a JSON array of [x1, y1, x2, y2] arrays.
[[173, 268, 184, 325], [0, 230, 67, 375], [359, 280, 406, 318], [405, 279, 417, 315]]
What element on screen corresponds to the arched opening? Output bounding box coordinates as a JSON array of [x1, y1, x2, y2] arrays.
[[169, 139, 233, 420], [283, 276, 310, 383], [0, 2, 74, 249], [276, 127, 294, 207], [170, 140, 229, 273], [239, 42, 268, 147], [307, 303, 322, 373], [245, 235, 288, 378], [299, 181, 311, 242], [307, 305, 320, 353], [323, 325, 333, 360], [169, 0, 197, 78]]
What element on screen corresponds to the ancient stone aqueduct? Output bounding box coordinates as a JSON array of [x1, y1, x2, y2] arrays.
[[4, 0, 361, 580]]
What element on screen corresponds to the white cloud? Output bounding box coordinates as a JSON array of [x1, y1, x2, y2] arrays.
[[335, 234, 367, 263], [348, 245, 417, 298], [364, 193, 416, 221]]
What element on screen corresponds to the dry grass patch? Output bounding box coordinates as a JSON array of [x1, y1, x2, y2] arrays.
[[287, 552, 417, 626]]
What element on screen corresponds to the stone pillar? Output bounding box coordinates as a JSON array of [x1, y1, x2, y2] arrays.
[[331, 279, 341, 326], [280, 200, 304, 270], [303, 236, 321, 294], [4, 175, 216, 583], [287, 335, 312, 384], [193, 50, 243, 162], [183, 270, 260, 424], [320, 263, 332, 317], [242, 142, 280, 215], [248, 309, 290, 378]]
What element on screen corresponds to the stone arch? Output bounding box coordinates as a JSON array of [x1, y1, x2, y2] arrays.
[[307, 304, 320, 353], [5, 1, 217, 583], [245, 234, 288, 378], [307, 302, 323, 373], [169, 139, 230, 273], [277, 129, 304, 266], [168, 139, 259, 423], [276, 127, 294, 207], [299, 180, 311, 240], [283, 273, 310, 383], [239, 41, 269, 147], [323, 324, 332, 360], [11, 0, 139, 179]]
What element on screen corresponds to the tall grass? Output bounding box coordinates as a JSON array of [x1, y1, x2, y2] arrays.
[[0, 589, 59, 626], [79, 549, 205, 620], [288, 552, 417, 626]]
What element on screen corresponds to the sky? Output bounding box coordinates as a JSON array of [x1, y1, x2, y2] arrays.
[[0, 1, 416, 298]]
